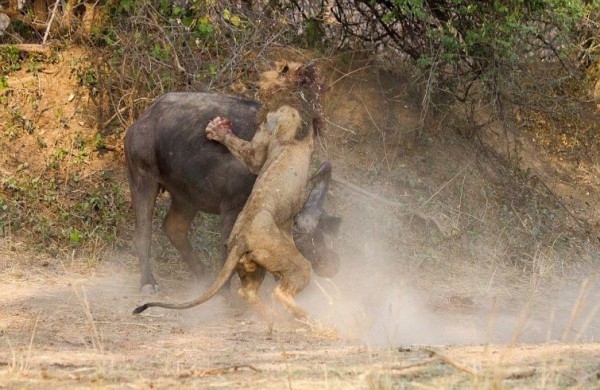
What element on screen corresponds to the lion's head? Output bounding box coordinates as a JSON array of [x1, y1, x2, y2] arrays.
[[256, 61, 329, 135]]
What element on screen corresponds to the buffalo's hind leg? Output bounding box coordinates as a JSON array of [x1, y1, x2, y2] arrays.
[[163, 197, 205, 279], [129, 171, 160, 294]]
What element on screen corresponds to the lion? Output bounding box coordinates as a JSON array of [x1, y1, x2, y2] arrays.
[[133, 62, 329, 322]]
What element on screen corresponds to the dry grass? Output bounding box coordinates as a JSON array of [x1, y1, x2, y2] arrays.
[[1, 251, 600, 388]]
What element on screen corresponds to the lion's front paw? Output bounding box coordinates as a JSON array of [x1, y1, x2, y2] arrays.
[[206, 116, 233, 142]]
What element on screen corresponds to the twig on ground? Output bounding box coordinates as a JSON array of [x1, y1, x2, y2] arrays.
[[0, 44, 52, 54], [180, 364, 261, 378], [359, 96, 392, 171], [42, 0, 61, 45], [391, 357, 440, 371], [76, 320, 163, 331], [103, 106, 129, 128], [420, 164, 469, 208], [504, 368, 537, 380], [332, 175, 406, 208], [533, 175, 587, 231], [312, 278, 334, 306], [409, 211, 451, 238], [425, 349, 478, 376], [329, 65, 373, 87], [324, 117, 357, 134]]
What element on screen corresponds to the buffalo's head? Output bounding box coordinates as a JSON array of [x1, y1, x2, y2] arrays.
[[293, 161, 341, 278]]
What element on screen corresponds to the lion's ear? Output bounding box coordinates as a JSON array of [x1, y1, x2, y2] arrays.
[[279, 62, 289, 76]]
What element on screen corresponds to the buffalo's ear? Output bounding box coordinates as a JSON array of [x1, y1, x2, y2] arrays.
[[320, 214, 342, 234]]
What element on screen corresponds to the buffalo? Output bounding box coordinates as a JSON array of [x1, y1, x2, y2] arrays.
[[124, 92, 340, 294]]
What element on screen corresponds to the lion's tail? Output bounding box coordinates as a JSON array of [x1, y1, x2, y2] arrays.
[[133, 244, 242, 314]]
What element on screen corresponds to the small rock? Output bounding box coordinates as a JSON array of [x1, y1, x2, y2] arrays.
[[0, 13, 10, 34]]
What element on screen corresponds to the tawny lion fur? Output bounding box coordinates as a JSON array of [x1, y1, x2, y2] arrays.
[[133, 62, 328, 320]]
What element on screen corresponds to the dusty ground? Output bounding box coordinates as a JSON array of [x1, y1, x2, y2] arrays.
[[1, 248, 600, 389], [2, 48, 600, 388]]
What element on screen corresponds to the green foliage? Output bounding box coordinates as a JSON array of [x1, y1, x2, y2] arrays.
[[149, 43, 171, 61], [328, 1, 596, 100], [25, 59, 43, 74], [106, 0, 216, 39], [375, 0, 589, 69], [76, 0, 270, 132], [304, 17, 325, 48], [69, 230, 83, 245], [316, 0, 596, 138], [223, 8, 244, 28], [0, 46, 22, 73], [195, 16, 214, 38], [0, 47, 48, 81], [118, 0, 134, 13], [75, 65, 98, 89], [0, 101, 129, 253], [0, 166, 129, 253]]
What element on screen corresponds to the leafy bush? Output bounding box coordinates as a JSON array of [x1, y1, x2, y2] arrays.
[[302, 0, 599, 133], [80, 1, 291, 132]]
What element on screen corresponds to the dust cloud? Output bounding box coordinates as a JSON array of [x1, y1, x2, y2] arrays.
[[66, 251, 232, 322], [296, 208, 600, 347], [298, 249, 600, 346], [91, 214, 599, 348], [298, 248, 495, 346]]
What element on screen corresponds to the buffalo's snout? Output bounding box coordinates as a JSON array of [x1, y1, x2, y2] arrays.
[[311, 249, 340, 278], [293, 160, 341, 278], [294, 227, 341, 278]]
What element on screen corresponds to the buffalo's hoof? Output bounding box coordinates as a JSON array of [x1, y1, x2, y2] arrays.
[[140, 283, 160, 295]]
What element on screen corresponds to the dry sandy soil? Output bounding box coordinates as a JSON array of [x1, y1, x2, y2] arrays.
[[1, 48, 600, 389], [1, 246, 600, 389]]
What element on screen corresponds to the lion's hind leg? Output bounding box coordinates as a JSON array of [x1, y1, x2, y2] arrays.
[[236, 254, 275, 330], [272, 249, 311, 320], [246, 211, 312, 320]]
